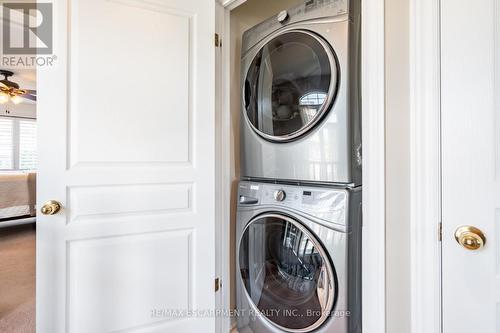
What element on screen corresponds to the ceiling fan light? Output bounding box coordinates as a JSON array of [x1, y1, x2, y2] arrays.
[[11, 95, 22, 105], [0, 92, 9, 104]]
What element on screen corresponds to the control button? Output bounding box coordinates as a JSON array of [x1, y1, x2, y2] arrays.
[[274, 190, 286, 202], [277, 10, 289, 23]]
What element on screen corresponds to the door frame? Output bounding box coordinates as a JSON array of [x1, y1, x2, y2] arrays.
[[409, 0, 442, 332], [215, 0, 387, 332], [215, 2, 232, 333]]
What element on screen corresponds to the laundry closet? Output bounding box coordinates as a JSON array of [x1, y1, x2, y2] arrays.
[[224, 1, 362, 332]]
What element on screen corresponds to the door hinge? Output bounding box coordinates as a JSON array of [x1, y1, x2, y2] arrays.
[[215, 277, 222, 292], [215, 33, 222, 47], [438, 222, 442, 242]]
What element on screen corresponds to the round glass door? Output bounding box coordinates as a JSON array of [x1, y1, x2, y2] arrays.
[[238, 214, 336, 332], [244, 30, 338, 142]]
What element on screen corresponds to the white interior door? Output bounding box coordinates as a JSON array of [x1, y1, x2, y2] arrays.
[[37, 0, 215, 332], [441, 0, 500, 332]]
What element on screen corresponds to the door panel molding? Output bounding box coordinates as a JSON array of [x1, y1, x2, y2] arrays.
[[66, 0, 196, 168], [66, 183, 194, 225], [66, 229, 194, 333], [409, 0, 442, 332]]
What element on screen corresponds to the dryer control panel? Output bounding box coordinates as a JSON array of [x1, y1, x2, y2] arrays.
[[238, 181, 356, 226], [241, 0, 349, 56]]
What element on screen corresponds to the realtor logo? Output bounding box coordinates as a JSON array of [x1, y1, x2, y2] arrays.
[[2, 3, 53, 55]]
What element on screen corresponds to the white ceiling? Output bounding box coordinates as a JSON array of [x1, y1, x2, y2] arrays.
[[1, 68, 36, 90]]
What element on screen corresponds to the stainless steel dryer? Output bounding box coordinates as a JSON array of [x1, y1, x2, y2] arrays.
[[236, 181, 362, 333], [240, 0, 361, 185]]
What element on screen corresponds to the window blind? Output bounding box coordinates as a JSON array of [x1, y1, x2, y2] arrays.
[[19, 120, 37, 170], [0, 118, 14, 170]]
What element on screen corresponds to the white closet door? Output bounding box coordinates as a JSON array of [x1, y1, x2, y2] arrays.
[[37, 0, 215, 332], [441, 0, 500, 332]]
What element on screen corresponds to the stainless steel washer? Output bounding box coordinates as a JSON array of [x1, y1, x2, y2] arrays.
[[236, 181, 362, 333], [240, 0, 361, 185]]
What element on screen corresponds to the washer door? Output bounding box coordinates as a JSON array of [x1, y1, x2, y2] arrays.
[[238, 213, 336, 332], [244, 30, 338, 142]]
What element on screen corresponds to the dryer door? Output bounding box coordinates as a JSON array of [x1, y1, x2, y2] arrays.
[[244, 30, 338, 142], [238, 213, 336, 332]]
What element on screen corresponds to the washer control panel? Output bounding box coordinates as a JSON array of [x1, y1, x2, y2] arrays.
[[262, 186, 302, 206], [238, 181, 350, 226]]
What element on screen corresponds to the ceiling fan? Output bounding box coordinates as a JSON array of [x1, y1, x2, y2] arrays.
[[0, 70, 37, 105]]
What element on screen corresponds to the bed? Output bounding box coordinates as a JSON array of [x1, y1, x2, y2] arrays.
[[0, 172, 36, 221]]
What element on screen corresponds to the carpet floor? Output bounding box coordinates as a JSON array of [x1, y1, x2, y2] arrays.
[[0, 224, 35, 332]]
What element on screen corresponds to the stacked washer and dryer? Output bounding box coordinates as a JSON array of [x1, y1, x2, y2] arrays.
[[236, 1, 362, 333]]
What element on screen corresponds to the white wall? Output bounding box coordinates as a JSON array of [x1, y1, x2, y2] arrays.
[[1, 102, 36, 119], [385, 0, 411, 332], [228, 0, 304, 311]]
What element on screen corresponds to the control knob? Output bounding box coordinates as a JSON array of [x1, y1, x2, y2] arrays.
[[277, 10, 289, 23], [274, 190, 286, 202]]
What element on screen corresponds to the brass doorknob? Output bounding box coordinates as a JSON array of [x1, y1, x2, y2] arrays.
[[40, 200, 61, 215], [455, 226, 486, 250]]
